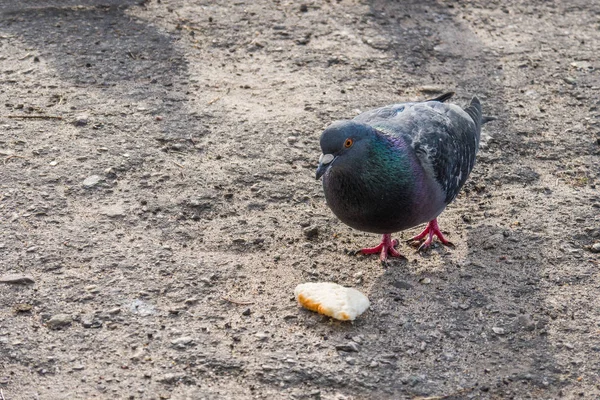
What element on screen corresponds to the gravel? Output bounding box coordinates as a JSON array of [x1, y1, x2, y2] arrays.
[[1, 1, 599, 399]]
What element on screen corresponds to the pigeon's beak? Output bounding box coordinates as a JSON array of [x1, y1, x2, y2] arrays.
[[316, 153, 335, 180]]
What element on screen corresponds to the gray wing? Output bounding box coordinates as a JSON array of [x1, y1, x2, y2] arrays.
[[354, 97, 483, 204], [353, 92, 455, 125]]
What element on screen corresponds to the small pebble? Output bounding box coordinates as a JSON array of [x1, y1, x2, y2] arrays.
[[335, 342, 361, 352], [170, 336, 194, 349], [101, 205, 125, 218], [590, 243, 600, 253], [46, 314, 73, 330], [0, 274, 35, 285], [73, 115, 89, 126], [83, 175, 102, 188], [157, 373, 186, 384], [184, 297, 198, 305], [13, 303, 33, 313], [303, 226, 319, 239], [420, 85, 444, 94], [492, 326, 505, 335], [104, 167, 117, 179], [81, 315, 102, 329]]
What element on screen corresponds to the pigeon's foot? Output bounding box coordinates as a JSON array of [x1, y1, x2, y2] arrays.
[[408, 219, 454, 251], [360, 234, 405, 262]]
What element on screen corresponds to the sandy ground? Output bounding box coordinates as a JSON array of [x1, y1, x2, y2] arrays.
[[1, 0, 599, 399]]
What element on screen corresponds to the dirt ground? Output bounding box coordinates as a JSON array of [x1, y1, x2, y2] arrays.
[[1, 0, 599, 399]]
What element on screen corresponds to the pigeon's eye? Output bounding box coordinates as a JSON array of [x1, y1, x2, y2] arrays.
[[344, 138, 353, 148]]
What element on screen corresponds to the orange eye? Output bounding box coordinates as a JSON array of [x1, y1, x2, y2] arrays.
[[344, 138, 353, 148]]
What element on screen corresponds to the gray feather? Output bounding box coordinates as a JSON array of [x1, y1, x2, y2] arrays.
[[354, 97, 483, 204]]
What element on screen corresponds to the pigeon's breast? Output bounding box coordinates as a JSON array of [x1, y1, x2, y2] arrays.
[[322, 163, 446, 234]]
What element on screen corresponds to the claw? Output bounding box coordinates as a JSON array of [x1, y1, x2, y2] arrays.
[[417, 241, 431, 252], [360, 234, 405, 262], [409, 219, 454, 252]]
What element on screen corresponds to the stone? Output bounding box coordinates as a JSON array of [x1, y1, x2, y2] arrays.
[[104, 167, 117, 179], [336, 342, 360, 352], [0, 274, 35, 284], [157, 373, 186, 384], [47, 314, 73, 330], [73, 114, 89, 126], [81, 314, 103, 329], [83, 175, 102, 188], [303, 226, 319, 239], [492, 326, 505, 335], [170, 336, 194, 349], [571, 61, 592, 70], [184, 297, 198, 305], [14, 304, 33, 313], [420, 85, 444, 94], [128, 299, 156, 316], [101, 205, 125, 218], [130, 349, 145, 362], [351, 335, 364, 344], [590, 243, 600, 253]]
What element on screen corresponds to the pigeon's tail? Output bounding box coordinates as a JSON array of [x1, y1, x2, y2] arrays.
[[464, 97, 497, 125], [465, 96, 482, 121], [426, 92, 455, 103], [464, 96, 484, 147], [464, 96, 483, 129]]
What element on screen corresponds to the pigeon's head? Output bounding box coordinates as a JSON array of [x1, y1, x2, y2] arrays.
[[316, 120, 376, 180]]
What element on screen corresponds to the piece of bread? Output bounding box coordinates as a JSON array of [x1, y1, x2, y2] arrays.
[[294, 282, 370, 321]]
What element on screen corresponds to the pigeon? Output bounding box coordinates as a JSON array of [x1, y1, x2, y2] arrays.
[[316, 92, 491, 261]]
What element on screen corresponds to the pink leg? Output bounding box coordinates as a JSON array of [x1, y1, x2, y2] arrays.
[[360, 234, 405, 262], [408, 218, 454, 251]]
